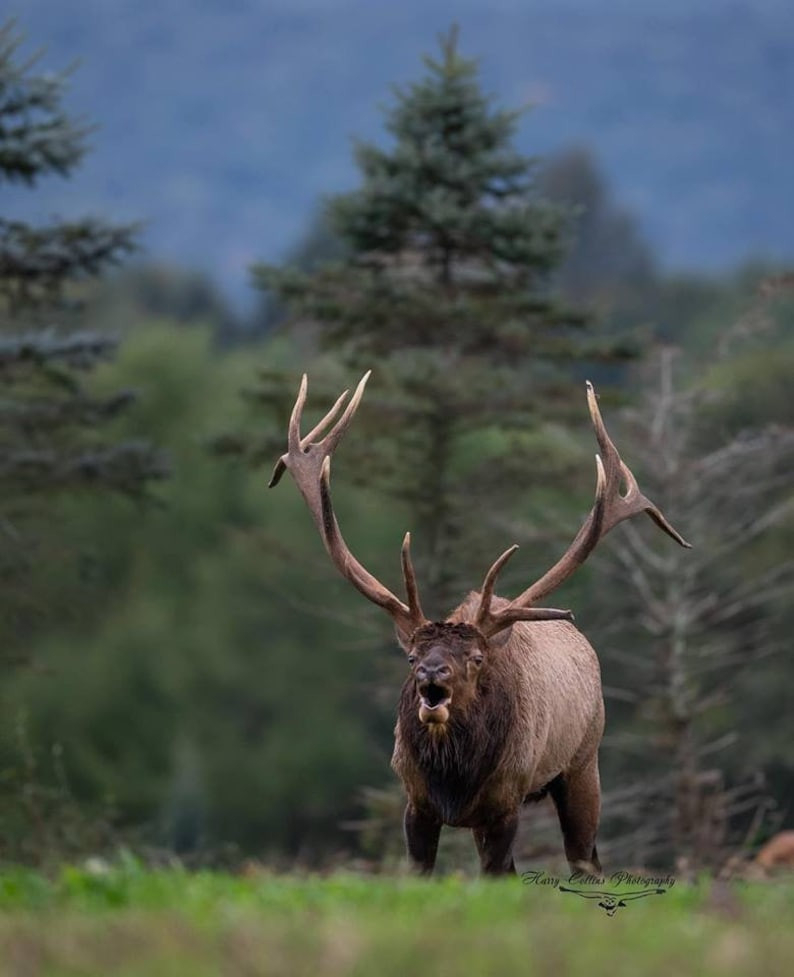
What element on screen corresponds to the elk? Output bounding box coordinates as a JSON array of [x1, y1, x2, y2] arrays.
[[270, 372, 690, 875], [753, 832, 794, 874]]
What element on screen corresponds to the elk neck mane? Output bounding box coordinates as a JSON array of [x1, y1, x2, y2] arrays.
[[397, 604, 520, 825]]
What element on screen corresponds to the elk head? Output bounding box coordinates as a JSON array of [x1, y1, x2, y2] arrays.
[[407, 622, 485, 726], [270, 373, 690, 728]]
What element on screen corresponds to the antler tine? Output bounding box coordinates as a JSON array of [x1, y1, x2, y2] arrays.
[[481, 605, 575, 635], [587, 380, 630, 519], [475, 544, 518, 630], [401, 532, 425, 623], [306, 388, 351, 444], [586, 381, 612, 466], [324, 370, 371, 453], [643, 501, 691, 548], [269, 375, 309, 487], [288, 373, 308, 452], [617, 458, 690, 547]]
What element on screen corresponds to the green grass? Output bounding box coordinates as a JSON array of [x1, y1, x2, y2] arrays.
[[0, 859, 792, 976]]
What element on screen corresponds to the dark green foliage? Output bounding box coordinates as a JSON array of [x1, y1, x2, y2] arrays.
[[0, 218, 136, 310], [256, 29, 586, 362], [2, 325, 400, 861], [0, 23, 167, 856], [0, 22, 164, 511], [0, 26, 84, 183], [0, 330, 165, 497]]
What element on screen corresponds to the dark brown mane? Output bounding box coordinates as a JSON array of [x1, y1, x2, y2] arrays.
[[397, 655, 518, 824]]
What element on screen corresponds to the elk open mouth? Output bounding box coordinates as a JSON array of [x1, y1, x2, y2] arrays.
[[419, 682, 452, 713]]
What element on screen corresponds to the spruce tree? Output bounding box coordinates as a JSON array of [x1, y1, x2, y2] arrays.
[[253, 29, 633, 614], [0, 23, 166, 505]]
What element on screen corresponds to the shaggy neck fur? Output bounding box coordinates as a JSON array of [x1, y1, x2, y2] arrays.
[[397, 662, 519, 824]]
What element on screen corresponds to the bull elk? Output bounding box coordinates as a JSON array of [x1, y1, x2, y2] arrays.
[[270, 373, 690, 875]]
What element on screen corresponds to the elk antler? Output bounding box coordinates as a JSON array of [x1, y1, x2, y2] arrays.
[[475, 381, 691, 638], [269, 372, 429, 639]]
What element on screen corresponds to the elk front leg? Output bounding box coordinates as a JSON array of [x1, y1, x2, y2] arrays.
[[404, 803, 442, 875], [473, 813, 519, 876], [549, 757, 602, 873]]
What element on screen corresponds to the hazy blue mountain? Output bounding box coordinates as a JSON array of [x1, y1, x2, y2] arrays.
[[7, 0, 793, 306]]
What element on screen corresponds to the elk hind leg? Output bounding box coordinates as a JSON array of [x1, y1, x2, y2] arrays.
[[549, 759, 602, 873]]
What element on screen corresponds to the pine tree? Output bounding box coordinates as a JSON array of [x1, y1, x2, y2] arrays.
[[252, 29, 634, 614], [0, 23, 166, 505]]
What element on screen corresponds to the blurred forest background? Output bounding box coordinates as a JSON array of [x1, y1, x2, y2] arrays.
[[1, 10, 792, 876]]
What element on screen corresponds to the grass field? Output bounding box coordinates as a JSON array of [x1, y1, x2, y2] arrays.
[[0, 859, 792, 976]]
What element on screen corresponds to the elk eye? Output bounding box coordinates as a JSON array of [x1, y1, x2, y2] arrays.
[[471, 655, 483, 666], [408, 654, 416, 665]]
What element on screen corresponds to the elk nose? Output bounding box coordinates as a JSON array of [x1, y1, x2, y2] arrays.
[[417, 663, 451, 682]]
